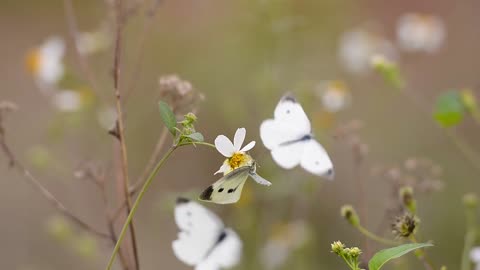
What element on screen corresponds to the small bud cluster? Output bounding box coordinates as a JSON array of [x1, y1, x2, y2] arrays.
[[331, 241, 363, 270], [158, 74, 204, 116], [341, 205, 360, 227]]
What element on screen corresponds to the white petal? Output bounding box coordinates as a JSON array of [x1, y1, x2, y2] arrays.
[[215, 135, 235, 157], [240, 141, 256, 152], [214, 163, 230, 175], [233, 128, 246, 151]]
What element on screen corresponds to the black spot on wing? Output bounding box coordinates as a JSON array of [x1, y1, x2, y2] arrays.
[[218, 188, 224, 192], [327, 168, 333, 175], [227, 188, 237, 193], [281, 93, 297, 103], [176, 197, 190, 204], [199, 186, 214, 200], [216, 230, 227, 244]]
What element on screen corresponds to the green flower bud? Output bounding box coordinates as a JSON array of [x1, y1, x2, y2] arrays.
[[348, 247, 362, 258], [341, 205, 360, 226], [331, 241, 345, 255], [399, 186, 417, 213]]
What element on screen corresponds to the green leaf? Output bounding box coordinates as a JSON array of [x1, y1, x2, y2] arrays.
[[185, 132, 204, 142], [158, 101, 177, 135], [433, 91, 466, 127], [368, 243, 433, 270]]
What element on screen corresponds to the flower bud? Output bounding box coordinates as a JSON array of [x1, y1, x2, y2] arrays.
[[399, 186, 416, 213], [331, 241, 345, 255], [341, 205, 360, 226], [392, 213, 419, 238]]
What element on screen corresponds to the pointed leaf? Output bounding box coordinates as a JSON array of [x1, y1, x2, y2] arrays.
[[185, 132, 204, 142], [158, 101, 177, 135], [368, 243, 433, 270]]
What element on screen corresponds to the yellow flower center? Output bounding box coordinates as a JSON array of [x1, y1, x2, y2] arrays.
[[26, 49, 41, 75], [228, 152, 252, 170]]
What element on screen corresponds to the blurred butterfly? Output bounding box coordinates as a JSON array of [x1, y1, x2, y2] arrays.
[[199, 162, 271, 204], [260, 94, 334, 179], [172, 197, 242, 270]]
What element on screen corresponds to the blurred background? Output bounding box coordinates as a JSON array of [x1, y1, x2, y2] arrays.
[[1, 0, 480, 269]]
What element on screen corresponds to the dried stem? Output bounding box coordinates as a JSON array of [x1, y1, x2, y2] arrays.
[[0, 130, 110, 240], [112, 0, 140, 269]]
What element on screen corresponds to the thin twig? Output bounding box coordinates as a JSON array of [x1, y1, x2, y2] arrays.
[[0, 132, 110, 240], [63, 0, 102, 92], [112, 0, 140, 269]]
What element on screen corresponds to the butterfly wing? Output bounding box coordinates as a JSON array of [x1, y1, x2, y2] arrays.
[[300, 139, 334, 178], [199, 166, 250, 204], [260, 95, 312, 149], [195, 228, 242, 270], [260, 95, 312, 171], [172, 198, 225, 266]]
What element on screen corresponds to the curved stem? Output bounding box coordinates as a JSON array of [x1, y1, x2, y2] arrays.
[[355, 224, 398, 246], [178, 141, 216, 148], [105, 146, 177, 270], [105, 139, 215, 270]]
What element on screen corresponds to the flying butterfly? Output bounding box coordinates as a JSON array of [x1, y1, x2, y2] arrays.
[[199, 162, 271, 204], [259, 94, 334, 179], [172, 197, 242, 270]]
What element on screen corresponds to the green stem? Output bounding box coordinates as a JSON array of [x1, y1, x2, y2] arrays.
[[105, 146, 177, 270], [178, 141, 216, 148], [104, 140, 215, 270], [461, 207, 477, 270], [355, 224, 398, 246]]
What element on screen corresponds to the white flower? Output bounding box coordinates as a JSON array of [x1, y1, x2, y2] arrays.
[[396, 13, 446, 53], [52, 90, 82, 112], [26, 36, 65, 89], [471, 247, 480, 270], [339, 28, 397, 75], [214, 128, 256, 175], [316, 80, 351, 113]]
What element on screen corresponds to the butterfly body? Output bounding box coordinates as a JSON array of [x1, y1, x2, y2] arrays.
[[199, 162, 271, 204], [260, 94, 334, 178]]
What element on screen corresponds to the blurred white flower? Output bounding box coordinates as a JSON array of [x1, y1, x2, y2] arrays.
[[26, 36, 65, 89], [396, 13, 446, 53], [214, 128, 255, 175], [261, 220, 310, 270], [339, 28, 397, 75], [52, 90, 82, 112], [97, 106, 117, 130], [471, 247, 480, 270], [316, 80, 351, 113], [76, 27, 111, 55]]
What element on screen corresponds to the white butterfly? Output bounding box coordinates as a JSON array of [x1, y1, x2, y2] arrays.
[[172, 198, 242, 270], [199, 162, 271, 204], [260, 94, 334, 178]]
